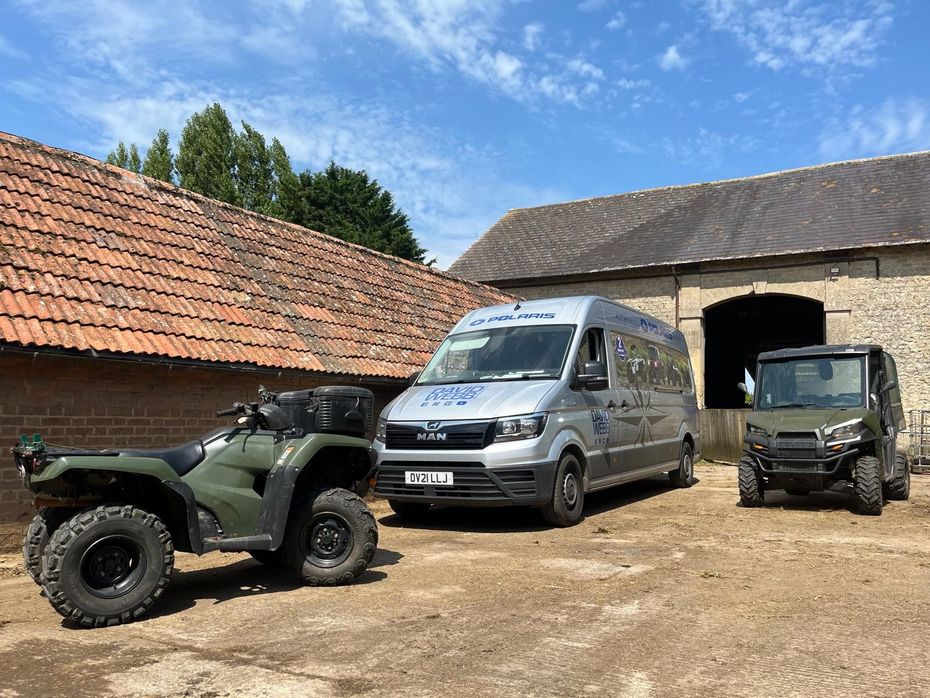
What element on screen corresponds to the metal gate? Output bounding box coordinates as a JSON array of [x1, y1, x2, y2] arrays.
[[908, 410, 930, 472]]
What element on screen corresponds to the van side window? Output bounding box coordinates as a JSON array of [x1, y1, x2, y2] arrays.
[[610, 330, 694, 394], [575, 327, 606, 377]]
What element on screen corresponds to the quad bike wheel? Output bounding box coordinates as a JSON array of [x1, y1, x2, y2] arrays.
[[854, 455, 884, 515], [738, 456, 764, 507], [284, 488, 378, 586], [669, 442, 695, 488], [22, 507, 77, 585], [884, 451, 910, 501], [542, 452, 585, 527], [42, 505, 174, 627]]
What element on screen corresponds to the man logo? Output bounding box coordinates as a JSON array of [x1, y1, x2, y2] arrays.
[[416, 432, 447, 441], [425, 421, 442, 431]]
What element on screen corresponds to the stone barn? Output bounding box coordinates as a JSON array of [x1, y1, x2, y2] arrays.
[[450, 152, 930, 457], [0, 132, 512, 548]]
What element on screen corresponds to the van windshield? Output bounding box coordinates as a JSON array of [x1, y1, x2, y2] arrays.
[[417, 325, 575, 385], [756, 356, 866, 409]]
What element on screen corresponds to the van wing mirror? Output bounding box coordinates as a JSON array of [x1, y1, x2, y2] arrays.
[[577, 360, 609, 391], [408, 371, 421, 386]]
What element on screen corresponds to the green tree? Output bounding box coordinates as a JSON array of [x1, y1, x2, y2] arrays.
[[267, 137, 302, 221], [142, 129, 174, 183], [106, 141, 141, 173], [293, 162, 426, 263], [175, 103, 239, 205], [234, 122, 273, 213]]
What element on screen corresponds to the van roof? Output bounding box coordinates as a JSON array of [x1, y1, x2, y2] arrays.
[[758, 344, 883, 361]]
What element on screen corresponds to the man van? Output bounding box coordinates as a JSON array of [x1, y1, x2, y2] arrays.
[[372, 296, 701, 526]]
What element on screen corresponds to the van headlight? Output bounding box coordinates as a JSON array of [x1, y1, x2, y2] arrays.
[[375, 417, 387, 442], [494, 413, 548, 442], [827, 420, 861, 440]]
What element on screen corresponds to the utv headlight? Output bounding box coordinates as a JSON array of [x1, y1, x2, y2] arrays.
[[375, 417, 387, 442], [827, 420, 861, 440], [494, 413, 548, 442], [747, 424, 769, 437]]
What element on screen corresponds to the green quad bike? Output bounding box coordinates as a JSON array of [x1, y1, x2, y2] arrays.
[[738, 344, 910, 515], [12, 386, 379, 627]]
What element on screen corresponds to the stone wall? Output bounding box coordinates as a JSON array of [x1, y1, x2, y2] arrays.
[[0, 352, 404, 551]]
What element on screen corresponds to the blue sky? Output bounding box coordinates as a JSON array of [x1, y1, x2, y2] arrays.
[[2, 1, 928, 268]]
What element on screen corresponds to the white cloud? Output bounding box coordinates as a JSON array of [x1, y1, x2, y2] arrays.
[[700, 0, 894, 73], [658, 44, 687, 70], [819, 98, 930, 159], [578, 0, 612, 12], [567, 58, 604, 80], [606, 11, 626, 30], [661, 129, 761, 167], [522, 22, 544, 51], [617, 77, 650, 90], [733, 91, 751, 103], [656, 20, 671, 35]]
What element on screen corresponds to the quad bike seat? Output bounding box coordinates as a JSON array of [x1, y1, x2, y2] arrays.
[[120, 440, 206, 476]]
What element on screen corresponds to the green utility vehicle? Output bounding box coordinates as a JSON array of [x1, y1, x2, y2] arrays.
[[12, 386, 379, 627], [738, 345, 910, 515]]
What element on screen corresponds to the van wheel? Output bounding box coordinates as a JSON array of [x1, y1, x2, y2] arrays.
[[884, 451, 910, 501], [389, 500, 432, 521], [542, 453, 584, 527], [854, 456, 883, 515], [669, 443, 694, 488], [738, 456, 764, 507]]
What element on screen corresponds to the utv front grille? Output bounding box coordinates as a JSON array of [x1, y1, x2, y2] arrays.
[[774, 434, 817, 460]]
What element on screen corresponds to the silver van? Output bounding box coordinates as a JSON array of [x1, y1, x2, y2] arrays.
[[372, 296, 701, 526]]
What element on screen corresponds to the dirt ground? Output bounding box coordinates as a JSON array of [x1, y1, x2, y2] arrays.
[[1, 463, 928, 698]]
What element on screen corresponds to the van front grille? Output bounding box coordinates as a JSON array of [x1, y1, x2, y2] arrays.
[[385, 422, 493, 450]]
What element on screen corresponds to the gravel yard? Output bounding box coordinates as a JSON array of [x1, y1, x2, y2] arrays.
[[1, 462, 929, 697]]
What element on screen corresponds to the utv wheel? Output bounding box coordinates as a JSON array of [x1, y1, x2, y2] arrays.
[[884, 451, 911, 501], [542, 453, 585, 527], [22, 508, 76, 585], [854, 455, 884, 515], [248, 550, 285, 566], [784, 488, 810, 496], [738, 456, 764, 507], [388, 500, 432, 521], [669, 442, 695, 488], [41, 506, 174, 627], [284, 488, 378, 586]]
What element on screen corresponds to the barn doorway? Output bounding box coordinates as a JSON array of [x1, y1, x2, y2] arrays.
[[704, 295, 825, 408]]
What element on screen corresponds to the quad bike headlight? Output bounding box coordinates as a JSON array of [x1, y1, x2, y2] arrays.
[[827, 420, 861, 440], [494, 413, 548, 442]]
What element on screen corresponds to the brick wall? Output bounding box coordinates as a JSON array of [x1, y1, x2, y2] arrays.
[[0, 352, 405, 552]]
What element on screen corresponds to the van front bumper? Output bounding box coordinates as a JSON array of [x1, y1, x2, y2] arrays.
[[373, 459, 557, 507]]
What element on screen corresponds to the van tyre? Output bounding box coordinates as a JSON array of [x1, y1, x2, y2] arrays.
[[542, 453, 585, 527], [738, 456, 764, 507], [284, 488, 378, 586], [884, 451, 910, 501], [22, 507, 76, 585], [854, 456, 884, 515], [41, 506, 174, 627], [669, 442, 695, 488], [389, 500, 432, 521]]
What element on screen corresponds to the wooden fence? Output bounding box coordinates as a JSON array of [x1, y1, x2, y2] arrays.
[[699, 409, 748, 463]]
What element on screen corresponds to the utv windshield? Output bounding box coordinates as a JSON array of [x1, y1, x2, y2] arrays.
[[417, 325, 575, 385], [755, 355, 866, 410]]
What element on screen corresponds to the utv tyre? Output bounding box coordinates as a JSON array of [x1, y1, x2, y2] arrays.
[[248, 550, 285, 566], [784, 488, 810, 496], [669, 442, 695, 488], [542, 453, 585, 527], [42, 506, 174, 627], [23, 507, 77, 585], [388, 499, 432, 521], [854, 455, 884, 515], [738, 456, 764, 507], [884, 451, 911, 501], [284, 488, 378, 586]]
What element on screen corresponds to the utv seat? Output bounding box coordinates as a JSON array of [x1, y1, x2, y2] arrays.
[[120, 440, 206, 476]]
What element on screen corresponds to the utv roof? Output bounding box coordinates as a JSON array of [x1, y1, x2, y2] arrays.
[[758, 344, 883, 361]]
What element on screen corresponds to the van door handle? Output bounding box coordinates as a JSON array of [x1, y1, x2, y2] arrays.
[[620, 399, 629, 410]]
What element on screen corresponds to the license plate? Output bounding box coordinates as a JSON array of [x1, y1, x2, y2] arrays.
[[405, 471, 454, 486]]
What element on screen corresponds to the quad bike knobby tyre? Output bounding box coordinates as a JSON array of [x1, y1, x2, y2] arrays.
[[854, 455, 884, 515], [284, 488, 378, 586], [669, 442, 695, 488], [542, 452, 585, 527], [42, 505, 174, 627], [884, 451, 910, 501], [738, 456, 764, 507], [22, 507, 77, 585]]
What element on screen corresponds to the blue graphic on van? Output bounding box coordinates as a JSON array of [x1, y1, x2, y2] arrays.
[[591, 409, 610, 446], [420, 385, 486, 408], [469, 312, 556, 327], [614, 335, 628, 360]]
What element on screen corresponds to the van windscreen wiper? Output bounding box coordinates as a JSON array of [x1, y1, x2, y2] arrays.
[[770, 402, 815, 409]]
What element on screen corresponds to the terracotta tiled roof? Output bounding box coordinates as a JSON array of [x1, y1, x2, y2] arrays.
[[0, 131, 514, 378], [450, 151, 930, 283]]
